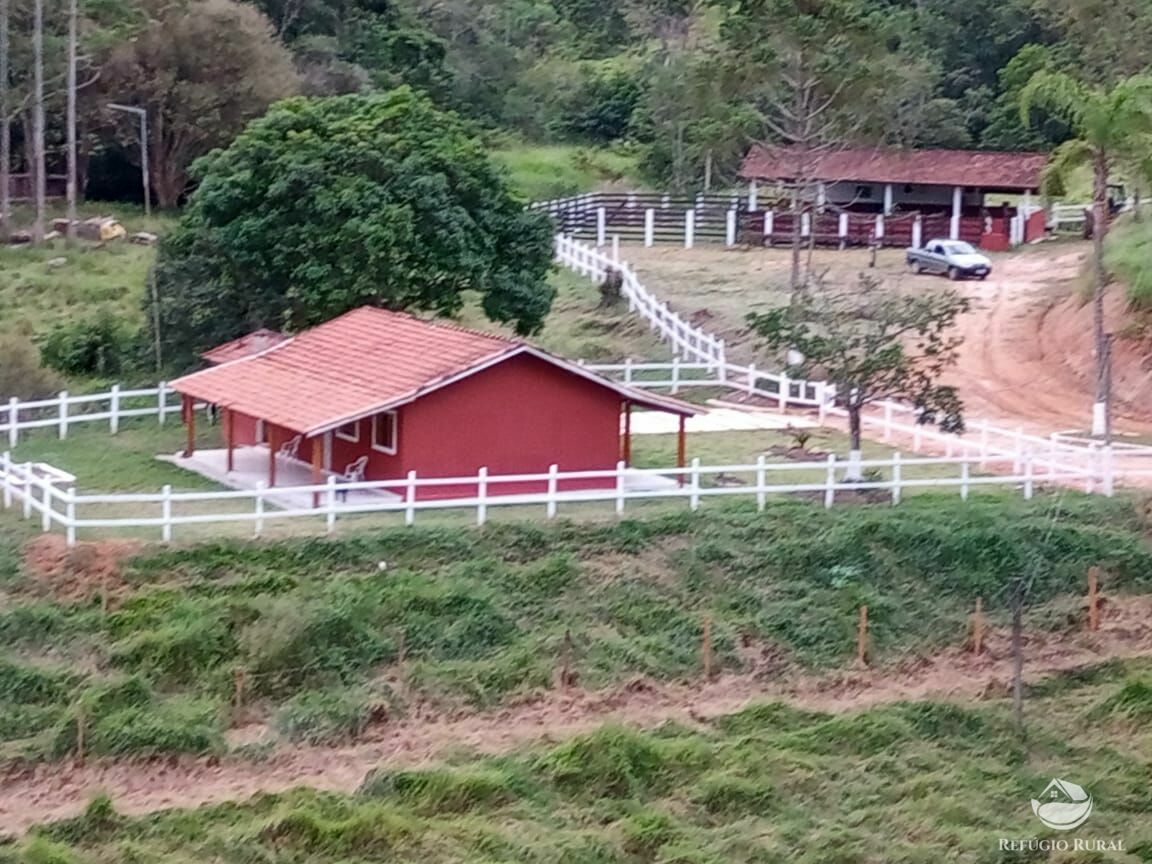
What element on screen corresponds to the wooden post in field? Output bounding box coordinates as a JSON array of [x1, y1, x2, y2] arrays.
[[1087, 566, 1101, 631], [970, 597, 984, 655], [558, 628, 575, 690], [857, 605, 869, 665], [701, 614, 715, 681], [232, 666, 247, 724], [75, 703, 85, 766]]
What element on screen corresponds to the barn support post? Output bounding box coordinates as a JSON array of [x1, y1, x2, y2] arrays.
[[883, 184, 894, 215], [950, 186, 963, 239], [676, 415, 687, 485], [912, 216, 923, 248], [225, 409, 235, 472], [748, 180, 758, 211], [267, 426, 277, 488], [311, 436, 322, 508], [182, 395, 195, 457], [621, 402, 633, 466]]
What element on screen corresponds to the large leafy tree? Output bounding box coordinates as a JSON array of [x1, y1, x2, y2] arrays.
[[748, 274, 968, 480], [1020, 71, 1152, 437], [152, 87, 556, 371], [96, 0, 298, 208]]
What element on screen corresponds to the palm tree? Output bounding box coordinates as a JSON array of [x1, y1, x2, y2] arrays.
[[1020, 72, 1152, 439]]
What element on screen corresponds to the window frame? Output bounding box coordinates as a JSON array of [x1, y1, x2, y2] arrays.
[[371, 411, 398, 455], [334, 420, 360, 443]]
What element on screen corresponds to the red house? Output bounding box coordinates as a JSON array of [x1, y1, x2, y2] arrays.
[[169, 308, 698, 501]]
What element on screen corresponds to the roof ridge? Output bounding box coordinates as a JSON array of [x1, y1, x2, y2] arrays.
[[355, 306, 520, 345]]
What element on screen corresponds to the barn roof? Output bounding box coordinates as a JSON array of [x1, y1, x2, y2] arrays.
[[739, 145, 1048, 190], [171, 307, 699, 435]]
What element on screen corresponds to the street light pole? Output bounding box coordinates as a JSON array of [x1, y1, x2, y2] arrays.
[[108, 103, 150, 217]]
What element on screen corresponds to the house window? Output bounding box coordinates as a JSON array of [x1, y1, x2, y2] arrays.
[[372, 412, 398, 454], [335, 421, 360, 443]]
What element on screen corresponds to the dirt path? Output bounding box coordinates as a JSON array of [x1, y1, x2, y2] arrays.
[[4, 597, 1151, 836], [944, 246, 1152, 436]]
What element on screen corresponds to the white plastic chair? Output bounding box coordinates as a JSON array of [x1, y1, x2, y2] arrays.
[[336, 456, 369, 502], [278, 435, 302, 461]]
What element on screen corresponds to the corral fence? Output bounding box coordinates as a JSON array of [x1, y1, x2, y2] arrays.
[[0, 448, 1110, 546], [535, 192, 1039, 250]]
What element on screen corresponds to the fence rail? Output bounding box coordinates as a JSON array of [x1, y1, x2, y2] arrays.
[[0, 449, 1109, 546]]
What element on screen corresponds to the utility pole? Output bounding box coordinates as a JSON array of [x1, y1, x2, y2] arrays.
[[1101, 332, 1114, 445], [65, 0, 79, 243], [31, 0, 46, 242], [108, 103, 150, 217]]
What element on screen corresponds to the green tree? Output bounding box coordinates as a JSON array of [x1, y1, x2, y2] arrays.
[[748, 274, 968, 480], [152, 87, 556, 371], [1020, 71, 1152, 437], [95, 0, 298, 208]]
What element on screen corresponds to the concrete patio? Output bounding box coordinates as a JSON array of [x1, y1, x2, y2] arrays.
[[158, 445, 400, 511]]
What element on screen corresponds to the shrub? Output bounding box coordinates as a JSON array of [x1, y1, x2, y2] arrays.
[[40, 313, 138, 378], [274, 689, 373, 745], [0, 337, 63, 400]]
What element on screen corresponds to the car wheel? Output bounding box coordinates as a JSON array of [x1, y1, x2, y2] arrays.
[[947, 266, 960, 281], [978, 272, 989, 281], [910, 261, 922, 274]]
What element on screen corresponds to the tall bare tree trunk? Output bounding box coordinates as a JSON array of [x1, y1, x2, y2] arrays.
[[65, 0, 78, 243], [31, 0, 46, 243], [1091, 153, 1110, 437], [0, 0, 10, 235]]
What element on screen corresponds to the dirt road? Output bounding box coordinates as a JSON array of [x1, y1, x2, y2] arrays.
[[3, 597, 1151, 835]]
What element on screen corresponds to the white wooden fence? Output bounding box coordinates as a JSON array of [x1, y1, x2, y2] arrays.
[[0, 449, 1108, 546]]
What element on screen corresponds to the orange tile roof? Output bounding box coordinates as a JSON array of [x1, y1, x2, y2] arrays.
[[201, 328, 287, 365], [171, 307, 697, 434]]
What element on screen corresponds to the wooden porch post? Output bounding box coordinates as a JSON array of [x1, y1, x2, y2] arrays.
[[677, 414, 687, 485], [224, 408, 235, 472], [267, 425, 277, 488], [311, 436, 323, 508], [621, 402, 632, 466], [182, 395, 195, 457]]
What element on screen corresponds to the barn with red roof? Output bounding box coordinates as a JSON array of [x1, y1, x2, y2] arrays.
[[168, 308, 698, 504]]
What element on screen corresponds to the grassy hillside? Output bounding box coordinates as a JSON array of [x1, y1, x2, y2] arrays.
[[11, 659, 1152, 861], [0, 494, 1148, 764], [492, 143, 641, 201]]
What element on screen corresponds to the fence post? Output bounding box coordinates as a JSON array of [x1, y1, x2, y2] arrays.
[[624, 357, 634, 385], [779, 371, 790, 411], [838, 212, 849, 249], [817, 383, 828, 426], [725, 209, 736, 246], [405, 470, 417, 525], [911, 215, 922, 249], [611, 234, 620, 263], [874, 213, 885, 241], [801, 212, 811, 238], [161, 483, 171, 543], [547, 464, 559, 518], [326, 475, 337, 533], [1102, 445, 1115, 497], [824, 454, 837, 508], [41, 477, 52, 531], [891, 452, 901, 505], [254, 482, 265, 537], [1023, 453, 1034, 500], [756, 453, 767, 511], [7, 397, 17, 448], [0, 451, 9, 509], [615, 460, 626, 516], [671, 356, 681, 395], [763, 210, 774, 244], [109, 384, 121, 434], [65, 487, 76, 547], [58, 391, 69, 440], [596, 207, 606, 247], [22, 463, 32, 519], [746, 363, 756, 395], [685, 210, 695, 249], [689, 457, 701, 511], [476, 466, 488, 526], [644, 209, 655, 247], [960, 460, 970, 501], [157, 382, 168, 424]]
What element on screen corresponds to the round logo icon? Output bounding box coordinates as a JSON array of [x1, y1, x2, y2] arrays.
[[1031, 779, 1093, 831]]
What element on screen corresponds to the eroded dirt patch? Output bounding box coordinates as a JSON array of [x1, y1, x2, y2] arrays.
[[21, 536, 142, 604]]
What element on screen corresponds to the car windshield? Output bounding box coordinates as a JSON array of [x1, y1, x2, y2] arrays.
[[942, 241, 976, 255]]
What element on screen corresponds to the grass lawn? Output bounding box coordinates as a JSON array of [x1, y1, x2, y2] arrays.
[[0, 203, 174, 343], [492, 143, 641, 201]]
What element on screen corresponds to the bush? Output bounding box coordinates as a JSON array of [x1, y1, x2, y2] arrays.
[[39, 313, 138, 378], [0, 337, 63, 400], [274, 689, 373, 744]]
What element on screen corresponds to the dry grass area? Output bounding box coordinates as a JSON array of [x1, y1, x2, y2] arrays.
[[619, 244, 937, 360]]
